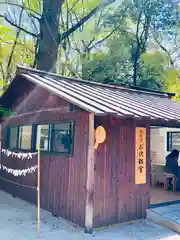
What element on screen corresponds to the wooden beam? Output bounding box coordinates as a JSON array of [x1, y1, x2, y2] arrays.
[[85, 113, 95, 234]]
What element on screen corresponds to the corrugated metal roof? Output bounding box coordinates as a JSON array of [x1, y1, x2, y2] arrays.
[[16, 68, 180, 123]]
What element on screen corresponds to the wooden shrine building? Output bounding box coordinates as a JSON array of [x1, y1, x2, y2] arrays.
[[0, 66, 180, 233]]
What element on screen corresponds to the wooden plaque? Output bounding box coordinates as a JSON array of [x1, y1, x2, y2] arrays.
[[135, 127, 146, 184]]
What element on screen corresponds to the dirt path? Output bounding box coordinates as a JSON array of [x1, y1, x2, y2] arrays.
[[0, 190, 179, 240]]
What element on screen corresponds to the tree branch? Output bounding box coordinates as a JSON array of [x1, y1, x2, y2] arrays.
[[0, 34, 35, 55], [154, 35, 174, 67], [0, 2, 41, 18], [0, 14, 38, 38], [87, 37, 96, 49], [0, 63, 5, 82], [88, 24, 120, 51], [70, 9, 84, 32], [96, 9, 104, 27], [136, 10, 142, 46], [141, 17, 151, 51], [32, 38, 38, 68], [68, 0, 79, 12], [6, 8, 24, 81], [60, 0, 116, 42], [0, 36, 13, 44]]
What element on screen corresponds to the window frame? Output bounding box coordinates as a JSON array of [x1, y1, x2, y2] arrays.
[[18, 125, 33, 150], [167, 131, 180, 152], [35, 123, 51, 152], [35, 121, 74, 156], [6, 126, 19, 149], [6, 124, 33, 151]]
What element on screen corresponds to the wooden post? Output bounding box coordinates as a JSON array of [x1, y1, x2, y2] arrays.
[[85, 113, 95, 234], [37, 144, 40, 239]]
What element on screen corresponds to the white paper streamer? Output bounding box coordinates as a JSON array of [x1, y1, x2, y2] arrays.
[[1, 149, 37, 160], [0, 164, 38, 176]]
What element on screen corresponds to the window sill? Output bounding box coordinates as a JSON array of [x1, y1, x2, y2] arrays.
[[36, 150, 73, 157], [6, 148, 32, 152]]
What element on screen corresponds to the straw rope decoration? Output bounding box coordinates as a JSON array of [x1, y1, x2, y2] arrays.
[[0, 147, 41, 239], [0, 148, 38, 176], [2, 148, 37, 159]]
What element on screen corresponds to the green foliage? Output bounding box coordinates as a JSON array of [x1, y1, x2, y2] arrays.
[[24, 0, 42, 14], [81, 33, 133, 84], [164, 69, 180, 102], [71, 0, 179, 92], [0, 19, 35, 93], [139, 51, 170, 90], [0, 0, 179, 99], [65, 0, 102, 13]]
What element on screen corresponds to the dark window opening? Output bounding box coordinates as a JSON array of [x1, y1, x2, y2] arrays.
[[7, 125, 32, 150], [36, 121, 74, 155], [167, 132, 180, 152]]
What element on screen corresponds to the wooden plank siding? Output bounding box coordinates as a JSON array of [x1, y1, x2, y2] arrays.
[[0, 84, 89, 227], [93, 116, 150, 228], [93, 116, 118, 227]]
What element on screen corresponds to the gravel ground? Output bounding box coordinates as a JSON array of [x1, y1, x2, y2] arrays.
[[0, 190, 179, 240]]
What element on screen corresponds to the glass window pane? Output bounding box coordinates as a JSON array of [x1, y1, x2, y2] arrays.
[[167, 132, 172, 151], [36, 125, 50, 151], [172, 133, 180, 150], [9, 127, 18, 149], [52, 122, 73, 153], [54, 123, 70, 131], [18, 126, 32, 149]]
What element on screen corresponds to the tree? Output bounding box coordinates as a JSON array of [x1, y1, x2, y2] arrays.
[[0, 0, 179, 94], [0, 17, 34, 91], [139, 50, 170, 90], [80, 33, 134, 84], [164, 69, 180, 102], [80, 34, 172, 90], [151, 26, 180, 69], [79, 0, 179, 88], [55, 2, 120, 77], [0, 0, 117, 73], [101, 0, 179, 85], [59, 8, 122, 78]]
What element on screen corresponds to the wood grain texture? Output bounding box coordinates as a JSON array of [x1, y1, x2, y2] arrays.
[[135, 127, 147, 184], [85, 113, 95, 233], [0, 80, 89, 227], [93, 117, 150, 228]]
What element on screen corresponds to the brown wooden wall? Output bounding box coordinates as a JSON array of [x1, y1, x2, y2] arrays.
[[13, 85, 70, 115], [0, 84, 89, 227], [93, 116, 150, 227]]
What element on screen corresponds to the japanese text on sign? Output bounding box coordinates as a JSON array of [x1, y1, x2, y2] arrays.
[[135, 128, 146, 184]]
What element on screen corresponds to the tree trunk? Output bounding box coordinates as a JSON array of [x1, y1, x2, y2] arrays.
[[35, 0, 115, 73], [133, 54, 139, 86], [81, 49, 91, 80], [36, 0, 64, 72]]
